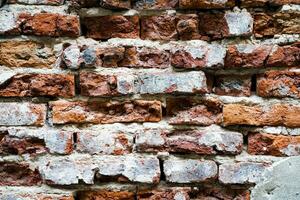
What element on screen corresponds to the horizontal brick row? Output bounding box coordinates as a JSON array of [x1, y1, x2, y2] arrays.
[[1, 98, 300, 127], [2, 40, 298, 70], [0, 156, 268, 185], [6, 0, 298, 9], [1, 8, 299, 39], [0, 186, 250, 199]]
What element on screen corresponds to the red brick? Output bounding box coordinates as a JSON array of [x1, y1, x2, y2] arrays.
[[0, 162, 41, 186], [0, 74, 75, 97], [21, 13, 80, 37], [214, 75, 252, 96], [82, 16, 139, 40], [257, 70, 300, 98], [0, 40, 55, 68], [176, 14, 203, 40], [254, 11, 300, 38], [141, 15, 178, 40], [77, 190, 135, 200], [248, 133, 300, 156], [100, 0, 131, 9], [134, 0, 178, 9], [223, 104, 300, 127], [179, 0, 235, 9], [138, 188, 190, 200], [225, 44, 272, 68], [167, 98, 223, 125], [51, 100, 162, 124], [266, 43, 300, 68], [195, 186, 250, 200]]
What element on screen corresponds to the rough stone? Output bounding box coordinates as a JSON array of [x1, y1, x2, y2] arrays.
[[121, 46, 170, 68], [138, 188, 191, 200], [219, 162, 267, 184], [134, 0, 178, 9], [167, 98, 223, 125], [195, 186, 250, 200], [0, 40, 55, 68], [214, 75, 252, 97], [251, 156, 300, 200], [80, 72, 136, 97], [179, 0, 235, 9], [8, 0, 64, 5], [21, 13, 80, 37], [176, 14, 202, 40], [82, 16, 139, 40], [164, 158, 218, 183], [51, 100, 162, 124], [0, 162, 42, 186], [77, 190, 135, 200], [257, 70, 300, 98], [0, 73, 75, 97], [266, 43, 300, 68], [248, 133, 300, 156], [138, 71, 208, 95], [225, 44, 273, 68], [171, 41, 226, 69], [136, 125, 243, 155], [141, 15, 178, 40], [76, 130, 133, 155], [0, 103, 46, 126], [100, 0, 131, 9], [223, 103, 300, 127]]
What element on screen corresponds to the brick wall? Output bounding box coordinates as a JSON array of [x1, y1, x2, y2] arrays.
[[0, 0, 299, 199]]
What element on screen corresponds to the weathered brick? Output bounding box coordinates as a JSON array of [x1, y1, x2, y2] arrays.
[[176, 14, 202, 40], [254, 9, 300, 37], [141, 15, 178, 40], [167, 98, 223, 125], [171, 41, 226, 69], [76, 130, 133, 155], [0, 40, 55, 68], [0, 162, 41, 186], [121, 46, 170, 68], [0, 103, 46, 126], [195, 186, 250, 200], [51, 100, 162, 124], [136, 125, 243, 155], [40, 155, 160, 185], [257, 70, 300, 98], [214, 75, 252, 96], [223, 103, 300, 127], [219, 162, 267, 184], [21, 13, 80, 37], [138, 188, 191, 200], [266, 43, 300, 67], [241, 0, 300, 7], [0, 128, 73, 155], [134, 0, 178, 9], [0, 192, 74, 200], [198, 10, 253, 40], [80, 72, 136, 97], [138, 71, 208, 95], [164, 159, 217, 183], [225, 44, 272, 68], [248, 133, 300, 156], [82, 16, 139, 40], [8, 0, 64, 5], [0, 73, 75, 97], [70, 0, 99, 7], [77, 190, 135, 200], [179, 0, 235, 9], [100, 0, 131, 9]]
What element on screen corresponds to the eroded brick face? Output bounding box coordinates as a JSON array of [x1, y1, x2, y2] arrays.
[[1, 0, 299, 198]]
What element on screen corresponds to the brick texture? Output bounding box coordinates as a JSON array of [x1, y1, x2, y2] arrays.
[[0, 0, 299, 198]]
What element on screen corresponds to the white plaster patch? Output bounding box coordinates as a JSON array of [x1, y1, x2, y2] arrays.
[[225, 10, 253, 36]]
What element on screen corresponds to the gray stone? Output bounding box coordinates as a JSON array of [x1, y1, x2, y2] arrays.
[[251, 156, 300, 200], [139, 71, 208, 94], [219, 162, 267, 184], [225, 10, 253, 36], [164, 158, 217, 183]]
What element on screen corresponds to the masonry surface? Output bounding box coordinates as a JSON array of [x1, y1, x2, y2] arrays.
[[0, 0, 299, 199]]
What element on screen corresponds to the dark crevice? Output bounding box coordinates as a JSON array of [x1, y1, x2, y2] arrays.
[[251, 74, 257, 92], [158, 158, 166, 181], [74, 72, 81, 96]]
